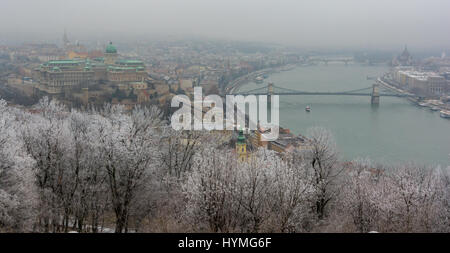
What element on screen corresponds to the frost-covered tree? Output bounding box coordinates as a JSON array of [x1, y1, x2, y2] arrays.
[[21, 97, 74, 232], [159, 129, 203, 178], [272, 152, 313, 232], [2, 96, 450, 233], [435, 166, 450, 232], [66, 110, 109, 232], [234, 149, 286, 232], [96, 104, 164, 232], [184, 147, 239, 232], [0, 100, 37, 232], [304, 127, 343, 220], [237, 149, 312, 232], [376, 165, 441, 232], [184, 147, 312, 232], [338, 159, 382, 232]]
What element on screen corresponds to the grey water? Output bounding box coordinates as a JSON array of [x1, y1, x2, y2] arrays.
[[237, 63, 450, 167]]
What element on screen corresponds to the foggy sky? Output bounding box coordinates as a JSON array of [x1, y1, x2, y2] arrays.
[[1, 0, 450, 50]]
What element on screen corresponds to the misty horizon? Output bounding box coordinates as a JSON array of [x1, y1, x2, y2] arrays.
[[1, 0, 450, 52]]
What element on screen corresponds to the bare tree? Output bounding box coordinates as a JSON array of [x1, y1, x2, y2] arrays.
[[376, 164, 441, 232], [234, 149, 284, 232], [338, 159, 381, 232], [67, 111, 109, 232], [21, 97, 74, 232], [271, 151, 313, 232], [184, 147, 312, 233], [96, 104, 164, 232], [159, 129, 203, 178], [304, 127, 343, 220], [435, 166, 450, 232], [0, 100, 37, 232], [184, 147, 240, 232]]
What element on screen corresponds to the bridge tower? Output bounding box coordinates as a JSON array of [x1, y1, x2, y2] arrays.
[[371, 84, 380, 105], [267, 82, 274, 105]]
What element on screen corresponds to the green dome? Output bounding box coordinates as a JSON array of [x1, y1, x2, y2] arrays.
[[105, 42, 117, 54], [237, 129, 246, 144]]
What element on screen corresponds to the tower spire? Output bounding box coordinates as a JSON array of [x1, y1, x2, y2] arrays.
[[63, 28, 70, 47], [236, 129, 247, 162]]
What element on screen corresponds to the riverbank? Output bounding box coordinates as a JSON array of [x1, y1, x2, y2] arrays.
[[224, 63, 298, 95], [378, 76, 450, 113]]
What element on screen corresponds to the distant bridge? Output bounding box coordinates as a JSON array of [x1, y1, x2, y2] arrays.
[[307, 57, 354, 65], [230, 83, 416, 105]]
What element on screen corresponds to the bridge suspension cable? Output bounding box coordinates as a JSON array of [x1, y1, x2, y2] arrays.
[[270, 84, 373, 94], [232, 83, 408, 97]]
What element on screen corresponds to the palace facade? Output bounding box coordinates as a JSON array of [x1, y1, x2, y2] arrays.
[[32, 42, 147, 94]]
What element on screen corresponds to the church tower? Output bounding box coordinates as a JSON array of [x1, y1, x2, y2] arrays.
[[104, 42, 118, 65], [236, 129, 247, 162], [62, 29, 70, 48]]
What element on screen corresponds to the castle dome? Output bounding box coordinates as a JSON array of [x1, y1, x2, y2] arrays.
[[105, 42, 117, 54]]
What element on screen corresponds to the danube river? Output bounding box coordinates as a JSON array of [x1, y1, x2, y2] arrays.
[[237, 64, 450, 167]]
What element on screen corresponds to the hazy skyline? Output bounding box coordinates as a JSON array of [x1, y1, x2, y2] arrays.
[[1, 0, 450, 51]]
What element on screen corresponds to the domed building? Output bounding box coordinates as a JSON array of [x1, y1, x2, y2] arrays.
[[33, 41, 147, 95], [392, 45, 413, 66], [104, 42, 118, 65], [105, 42, 117, 53], [103, 43, 147, 83]]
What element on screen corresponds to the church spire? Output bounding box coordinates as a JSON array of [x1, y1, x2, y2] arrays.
[[236, 129, 247, 162], [63, 29, 70, 47]]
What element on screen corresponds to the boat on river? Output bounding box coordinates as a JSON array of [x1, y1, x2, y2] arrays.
[[254, 76, 264, 84], [440, 110, 450, 119], [305, 105, 311, 112], [430, 106, 440, 111]]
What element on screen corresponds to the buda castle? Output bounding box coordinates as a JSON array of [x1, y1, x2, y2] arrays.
[[32, 42, 147, 94]]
